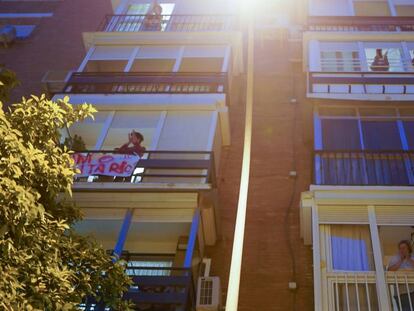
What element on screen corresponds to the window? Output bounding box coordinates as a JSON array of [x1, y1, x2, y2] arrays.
[[67, 110, 163, 152], [314, 41, 414, 73], [101, 111, 159, 150], [67, 112, 110, 149], [179, 46, 226, 73], [315, 107, 414, 185], [320, 51, 360, 72], [130, 46, 180, 72], [365, 46, 405, 72], [13, 25, 35, 39], [321, 119, 361, 150], [319, 224, 378, 310], [378, 225, 414, 311], [84, 46, 134, 72]]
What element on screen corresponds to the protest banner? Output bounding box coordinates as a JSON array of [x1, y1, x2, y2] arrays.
[[72, 153, 140, 177]]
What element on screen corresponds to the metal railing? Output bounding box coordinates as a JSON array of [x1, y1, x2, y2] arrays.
[[321, 271, 414, 310], [319, 58, 413, 73], [82, 267, 195, 311], [73, 150, 216, 187], [314, 150, 414, 186], [63, 72, 228, 94], [309, 72, 414, 95], [307, 16, 414, 32], [326, 272, 378, 311], [99, 14, 235, 32], [386, 271, 414, 311]]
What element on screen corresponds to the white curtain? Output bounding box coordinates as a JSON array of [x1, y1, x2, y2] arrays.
[[330, 225, 374, 271]]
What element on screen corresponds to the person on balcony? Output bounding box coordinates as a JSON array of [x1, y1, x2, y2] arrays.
[[370, 49, 389, 72], [388, 240, 414, 311], [143, 0, 163, 31], [117, 130, 146, 157]]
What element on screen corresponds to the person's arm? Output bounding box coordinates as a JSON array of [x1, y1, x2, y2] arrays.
[[117, 143, 130, 153], [388, 256, 402, 271], [408, 256, 414, 268]]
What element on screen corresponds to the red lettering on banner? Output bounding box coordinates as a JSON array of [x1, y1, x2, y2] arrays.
[[95, 163, 105, 174], [73, 153, 139, 177], [99, 155, 114, 163], [124, 164, 133, 174], [109, 162, 121, 174]]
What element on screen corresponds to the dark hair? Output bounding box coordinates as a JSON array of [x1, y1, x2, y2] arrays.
[[398, 240, 412, 254], [132, 131, 144, 142]]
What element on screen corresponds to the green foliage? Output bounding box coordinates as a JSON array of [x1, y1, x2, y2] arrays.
[[0, 95, 132, 310], [0, 65, 19, 103], [62, 134, 86, 152]]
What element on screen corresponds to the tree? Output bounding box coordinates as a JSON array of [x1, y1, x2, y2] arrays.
[[0, 94, 132, 310], [0, 65, 19, 103]]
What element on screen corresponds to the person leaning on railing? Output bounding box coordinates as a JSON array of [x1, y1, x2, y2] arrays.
[[142, 0, 163, 31], [370, 49, 389, 72], [387, 240, 414, 311], [116, 130, 146, 157]]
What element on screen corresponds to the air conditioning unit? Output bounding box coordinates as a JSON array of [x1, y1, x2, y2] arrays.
[[196, 276, 221, 311]]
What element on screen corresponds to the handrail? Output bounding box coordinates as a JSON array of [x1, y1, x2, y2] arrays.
[[63, 71, 228, 94], [99, 14, 235, 32], [72, 150, 216, 186], [307, 16, 414, 31], [313, 149, 414, 186]]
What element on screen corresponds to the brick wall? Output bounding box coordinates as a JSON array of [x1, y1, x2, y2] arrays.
[[0, 0, 112, 102], [207, 38, 314, 310]]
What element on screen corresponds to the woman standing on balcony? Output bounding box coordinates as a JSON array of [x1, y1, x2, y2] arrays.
[[370, 49, 389, 72], [143, 0, 163, 31], [117, 130, 146, 157], [388, 240, 414, 311]]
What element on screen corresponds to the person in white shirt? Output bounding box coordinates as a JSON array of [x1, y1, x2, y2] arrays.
[[388, 240, 414, 311]]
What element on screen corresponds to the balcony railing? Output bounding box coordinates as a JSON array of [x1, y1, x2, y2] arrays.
[[73, 150, 216, 187], [314, 150, 414, 186], [324, 271, 414, 310], [99, 14, 235, 32], [307, 16, 414, 32], [309, 72, 414, 95], [82, 267, 195, 311], [63, 72, 228, 95]]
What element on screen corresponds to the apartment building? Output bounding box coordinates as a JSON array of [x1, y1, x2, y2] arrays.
[[44, 0, 244, 310], [301, 0, 414, 310]]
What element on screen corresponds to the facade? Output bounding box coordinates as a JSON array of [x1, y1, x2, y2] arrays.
[[51, 0, 242, 310], [301, 0, 414, 310], [5, 0, 414, 310]]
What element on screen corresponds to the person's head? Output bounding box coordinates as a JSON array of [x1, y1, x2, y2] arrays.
[[152, 1, 162, 14], [398, 240, 412, 257], [376, 49, 383, 57], [130, 131, 144, 145]]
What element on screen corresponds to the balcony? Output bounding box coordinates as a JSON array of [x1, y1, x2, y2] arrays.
[[314, 150, 414, 186], [72, 150, 216, 191], [99, 14, 235, 32], [308, 71, 414, 100], [62, 72, 228, 95], [321, 271, 414, 310], [82, 266, 195, 311], [307, 16, 414, 32]]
